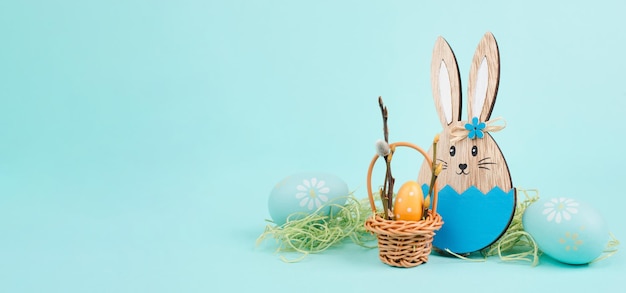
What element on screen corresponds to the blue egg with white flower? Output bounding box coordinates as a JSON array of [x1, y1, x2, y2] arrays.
[[268, 172, 349, 226], [522, 197, 610, 265]]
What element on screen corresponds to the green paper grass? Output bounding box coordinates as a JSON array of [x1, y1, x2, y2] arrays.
[[256, 195, 377, 262], [258, 188, 619, 265]]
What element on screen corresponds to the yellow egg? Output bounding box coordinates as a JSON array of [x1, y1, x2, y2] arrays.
[[393, 181, 424, 221]]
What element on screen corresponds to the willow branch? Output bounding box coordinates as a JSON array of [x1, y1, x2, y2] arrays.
[[378, 97, 394, 219]]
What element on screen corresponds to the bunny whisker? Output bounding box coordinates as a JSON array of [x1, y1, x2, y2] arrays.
[[478, 157, 496, 167]]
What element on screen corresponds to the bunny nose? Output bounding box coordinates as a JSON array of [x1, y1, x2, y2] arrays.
[[459, 163, 467, 171]]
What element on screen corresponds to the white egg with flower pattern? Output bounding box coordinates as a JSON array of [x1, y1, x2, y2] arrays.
[[522, 197, 610, 265], [268, 172, 349, 226]]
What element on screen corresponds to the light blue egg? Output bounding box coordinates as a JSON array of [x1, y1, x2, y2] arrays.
[[268, 172, 349, 226], [522, 197, 609, 265]]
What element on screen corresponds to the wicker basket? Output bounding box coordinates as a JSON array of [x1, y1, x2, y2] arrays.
[[364, 142, 444, 268]]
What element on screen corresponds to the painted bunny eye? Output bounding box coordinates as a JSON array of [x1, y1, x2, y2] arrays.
[[449, 146, 456, 157], [471, 145, 478, 157]]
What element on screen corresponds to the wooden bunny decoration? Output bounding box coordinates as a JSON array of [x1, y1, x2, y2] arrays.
[[417, 32, 516, 254]]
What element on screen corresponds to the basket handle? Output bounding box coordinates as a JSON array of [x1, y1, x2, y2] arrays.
[[366, 141, 439, 216]]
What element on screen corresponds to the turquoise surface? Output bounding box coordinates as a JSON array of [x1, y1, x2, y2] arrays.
[[1, 1, 625, 292]]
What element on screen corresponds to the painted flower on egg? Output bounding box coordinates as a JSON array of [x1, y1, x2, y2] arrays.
[[559, 231, 584, 252], [542, 197, 579, 224], [295, 178, 330, 210]]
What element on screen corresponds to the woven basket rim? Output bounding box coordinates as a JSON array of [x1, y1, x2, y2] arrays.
[[364, 210, 444, 237]]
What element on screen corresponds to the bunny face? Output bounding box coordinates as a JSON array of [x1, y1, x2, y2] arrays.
[[433, 126, 511, 194]]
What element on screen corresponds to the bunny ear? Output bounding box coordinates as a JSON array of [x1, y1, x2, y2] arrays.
[[467, 32, 500, 122], [431, 36, 462, 127]]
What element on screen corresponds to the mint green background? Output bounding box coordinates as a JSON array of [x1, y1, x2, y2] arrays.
[[1, 1, 624, 292]]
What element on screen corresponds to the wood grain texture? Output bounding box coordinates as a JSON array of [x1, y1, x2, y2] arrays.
[[418, 32, 512, 194], [418, 130, 512, 194]]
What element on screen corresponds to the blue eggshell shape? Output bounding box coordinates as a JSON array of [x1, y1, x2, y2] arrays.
[[268, 172, 349, 226], [423, 185, 516, 254], [522, 197, 609, 265]]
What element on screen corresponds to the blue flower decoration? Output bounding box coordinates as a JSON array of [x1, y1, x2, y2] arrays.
[[465, 117, 486, 139]]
